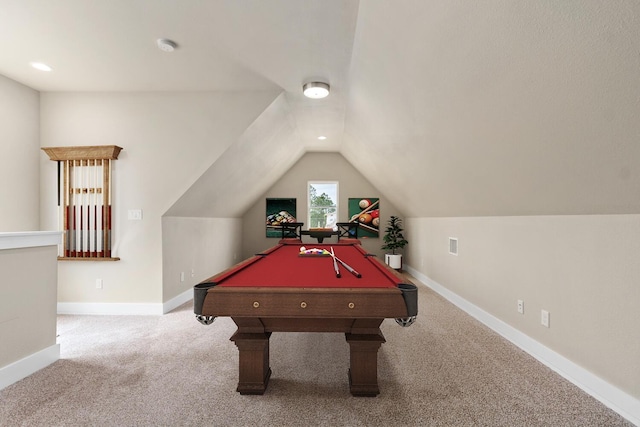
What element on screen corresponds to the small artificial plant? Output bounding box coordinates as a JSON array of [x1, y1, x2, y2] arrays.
[[381, 215, 408, 254]]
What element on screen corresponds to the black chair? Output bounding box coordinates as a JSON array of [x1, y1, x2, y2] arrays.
[[279, 222, 304, 239], [336, 222, 358, 240]]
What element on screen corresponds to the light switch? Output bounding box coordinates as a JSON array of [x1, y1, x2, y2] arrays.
[[128, 209, 143, 220]]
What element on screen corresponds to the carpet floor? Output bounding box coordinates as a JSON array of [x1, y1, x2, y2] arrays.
[[0, 280, 632, 426]]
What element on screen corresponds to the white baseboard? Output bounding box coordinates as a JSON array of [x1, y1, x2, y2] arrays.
[[57, 302, 163, 315], [405, 265, 640, 427], [163, 288, 193, 314], [57, 288, 194, 316], [0, 344, 60, 391]]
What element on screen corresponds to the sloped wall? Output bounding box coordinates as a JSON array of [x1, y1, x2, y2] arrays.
[[165, 93, 305, 218], [345, 1, 640, 217]]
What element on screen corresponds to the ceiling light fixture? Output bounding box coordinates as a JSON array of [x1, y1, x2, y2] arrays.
[[157, 38, 178, 52], [30, 62, 52, 72], [303, 82, 330, 99], [318, 136, 327, 140]]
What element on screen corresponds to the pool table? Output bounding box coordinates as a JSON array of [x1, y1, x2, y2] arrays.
[[194, 238, 418, 396]]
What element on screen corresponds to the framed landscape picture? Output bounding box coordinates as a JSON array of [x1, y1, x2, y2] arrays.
[[348, 197, 380, 238]]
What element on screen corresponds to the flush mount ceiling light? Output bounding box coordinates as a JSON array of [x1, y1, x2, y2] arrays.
[[317, 136, 327, 140], [30, 62, 52, 72], [157, 38, 178, 52], [303, 82, 330, 99]]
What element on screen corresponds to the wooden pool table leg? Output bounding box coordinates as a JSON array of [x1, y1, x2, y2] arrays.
[[230, 331, 272, 395], [345, 331, 386, 397]]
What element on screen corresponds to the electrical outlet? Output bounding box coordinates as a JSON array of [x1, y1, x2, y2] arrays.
[[96, 279, 103, 289], [541, 309, 550, 327], [180, 272, 185, 282], [517, 300, 524, 314], [191, 269, 195, 277]]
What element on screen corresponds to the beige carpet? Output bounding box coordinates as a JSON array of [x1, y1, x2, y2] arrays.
[[0, 282, 632, 426]]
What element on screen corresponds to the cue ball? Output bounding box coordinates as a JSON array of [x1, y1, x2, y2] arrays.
[[372, 217, 380, 227], [359, 213, 372, 224], [359, 199, 371, 209]]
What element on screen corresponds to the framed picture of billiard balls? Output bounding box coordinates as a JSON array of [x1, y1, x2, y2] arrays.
[[266, 198, 297, 238], [348, 198, 380, 238]]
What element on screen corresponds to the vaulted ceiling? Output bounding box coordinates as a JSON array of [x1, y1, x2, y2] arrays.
[[2, 1, 639, 217]]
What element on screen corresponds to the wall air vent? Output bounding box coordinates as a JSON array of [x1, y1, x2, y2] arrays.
[[449, 237, 458, 256]]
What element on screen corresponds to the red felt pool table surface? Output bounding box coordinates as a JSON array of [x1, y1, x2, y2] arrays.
[[210, 240, 399, 288]]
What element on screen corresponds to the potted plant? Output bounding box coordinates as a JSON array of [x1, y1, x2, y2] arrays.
[[381, 215, 408, 269]]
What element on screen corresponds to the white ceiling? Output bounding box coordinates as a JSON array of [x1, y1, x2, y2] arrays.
[[0, 0, 358, 151]]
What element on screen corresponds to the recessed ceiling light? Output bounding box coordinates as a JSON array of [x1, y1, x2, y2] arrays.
[[30, 62, 52, 72], [157, 38, 178, 52], [303, 82, 330, 99], [318, 136, 327, 140]]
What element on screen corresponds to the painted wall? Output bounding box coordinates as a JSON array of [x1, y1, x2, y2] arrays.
[[405, 215, 640, 400], [161, 216, 242, 302], [38, 91, 277, 305], [242, 152, 404, 260], [0, 74, 40, 231]]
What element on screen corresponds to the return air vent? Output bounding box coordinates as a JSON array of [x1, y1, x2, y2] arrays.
[[449, 237, 458, 256]]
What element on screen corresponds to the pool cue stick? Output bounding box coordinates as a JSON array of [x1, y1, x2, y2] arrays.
[[97, 160, 101, 256], [57, 161, 61, 223], [57, 161, 62, 257], [83, 160, 88, 257], [100, 162, 104, 257], [76, 160, 81, 257], [357, 222, 379, 234], [330, 252, 362, 278], [93, 160, 97, 257], [80, 160, 85, 257], [64, 160, 70, 257], [78, 160, 82, 256], [88, 160, 92, 256], [82, 160, 85, 256], [71, 160, 76, 257], [106, 159, 111, 258], [349, 200, 379, 222], [330, 247, 341, 278]]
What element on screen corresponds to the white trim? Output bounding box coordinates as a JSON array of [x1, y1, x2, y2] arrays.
[[163, 288, 193, 314], [307, 181, 339, 228], [405, 264, 640, 427], [57, 290, 193, 316], [0, 231, 62, 250], [0, 344, 60, 391], [57, 302, 163, 316]]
